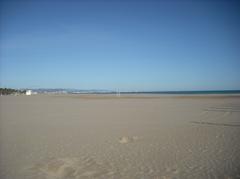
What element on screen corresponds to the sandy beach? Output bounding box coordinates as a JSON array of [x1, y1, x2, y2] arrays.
[[0, 94, 240, 179]]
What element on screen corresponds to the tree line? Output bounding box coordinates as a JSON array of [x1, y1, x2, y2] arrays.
[[0, 88, 26, 95]]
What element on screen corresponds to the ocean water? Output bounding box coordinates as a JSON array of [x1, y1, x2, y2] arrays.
[[117, 90, 240, 95]]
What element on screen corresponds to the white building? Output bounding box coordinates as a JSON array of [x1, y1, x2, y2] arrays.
[[26, 90, 32, 96]]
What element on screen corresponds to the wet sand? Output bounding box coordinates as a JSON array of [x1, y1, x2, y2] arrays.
[[0, 94, 240, 179]]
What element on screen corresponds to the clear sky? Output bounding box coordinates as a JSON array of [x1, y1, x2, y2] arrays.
[[0, 0, 239, 91]]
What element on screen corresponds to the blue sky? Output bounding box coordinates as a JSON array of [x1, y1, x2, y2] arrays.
[[0, 0, 239, 91]]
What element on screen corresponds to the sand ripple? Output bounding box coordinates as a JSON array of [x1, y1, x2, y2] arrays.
[[30, 157, 113, 179]]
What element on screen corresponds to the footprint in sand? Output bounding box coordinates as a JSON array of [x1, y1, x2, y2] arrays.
[[29, 157, 114, 179], [118, 136, 139, 144]]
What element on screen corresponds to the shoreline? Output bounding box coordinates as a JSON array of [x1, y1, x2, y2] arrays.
[[4, 93, 240, 99]]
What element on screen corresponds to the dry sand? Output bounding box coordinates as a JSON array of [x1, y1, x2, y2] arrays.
[[0, 94, 240, 179]]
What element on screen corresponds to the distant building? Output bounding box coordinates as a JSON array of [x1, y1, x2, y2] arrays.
[[26, 90, 32, 96]]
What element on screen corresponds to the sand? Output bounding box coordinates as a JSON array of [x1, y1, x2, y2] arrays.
[[0, 94, 240, 179]]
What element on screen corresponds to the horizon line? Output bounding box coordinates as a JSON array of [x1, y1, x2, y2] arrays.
[[1, 87, 240, 92]]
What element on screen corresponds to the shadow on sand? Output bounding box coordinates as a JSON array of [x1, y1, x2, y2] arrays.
[[190, 121, 240, 127]]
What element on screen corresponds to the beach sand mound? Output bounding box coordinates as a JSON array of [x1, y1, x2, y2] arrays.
[[118, 136, 139, 144]]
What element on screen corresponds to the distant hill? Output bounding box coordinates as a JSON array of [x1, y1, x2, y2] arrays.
[[29, 88, 115, 94]]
